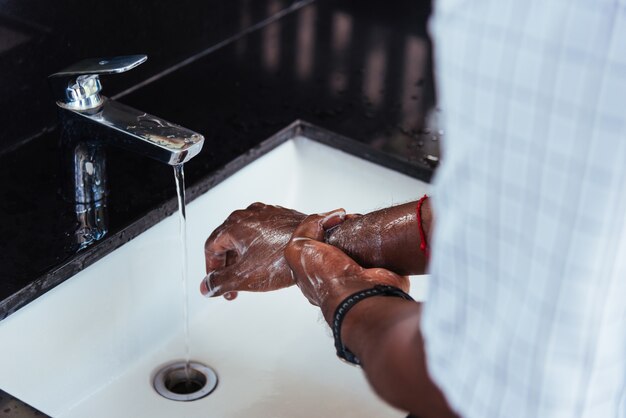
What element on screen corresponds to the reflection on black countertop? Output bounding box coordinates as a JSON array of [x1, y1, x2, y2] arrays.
[[0, 0, 303, 154], [0, 0, 437, 321]]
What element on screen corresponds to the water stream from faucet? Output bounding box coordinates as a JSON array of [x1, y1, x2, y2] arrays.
[[173, 164, 192, 384]]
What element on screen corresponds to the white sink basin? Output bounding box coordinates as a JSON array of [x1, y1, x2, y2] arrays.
[[0, 135, 429, 417]]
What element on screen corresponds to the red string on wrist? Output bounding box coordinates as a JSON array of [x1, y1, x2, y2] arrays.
[[416, 194, 430, 259]]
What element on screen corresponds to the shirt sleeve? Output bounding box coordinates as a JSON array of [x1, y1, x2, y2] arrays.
[[422, 1, 626, 417]]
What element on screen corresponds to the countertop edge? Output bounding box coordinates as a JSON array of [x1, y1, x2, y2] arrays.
[[0, 388, 50, 418]]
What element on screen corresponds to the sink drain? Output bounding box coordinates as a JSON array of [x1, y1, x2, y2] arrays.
[[153, 361, 218, 401]]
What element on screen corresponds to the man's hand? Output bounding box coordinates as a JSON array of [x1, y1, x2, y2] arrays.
[[201, 199, 432, 300], [284, 210, 410, 323], [285, 210, 455, 418], [201, 202, 306, 299]]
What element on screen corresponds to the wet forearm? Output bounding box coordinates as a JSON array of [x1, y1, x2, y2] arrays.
[[325, 200, 433, 275], [337, 298, 456, 418]]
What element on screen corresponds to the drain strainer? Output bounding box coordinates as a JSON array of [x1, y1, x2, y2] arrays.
[[153, 361, 218, 401]]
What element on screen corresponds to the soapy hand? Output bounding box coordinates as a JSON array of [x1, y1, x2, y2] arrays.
[[285, 210, 410, 323], [201, 202, 307, 299]]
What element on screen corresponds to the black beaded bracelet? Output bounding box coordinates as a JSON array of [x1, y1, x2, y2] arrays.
[[332, 284, 415, 366]]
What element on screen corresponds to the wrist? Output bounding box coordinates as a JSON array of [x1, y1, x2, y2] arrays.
[[330, 285, 415, 365], [325, 202, 428, 275], [323, 213, 389, 267], [320, 280, 372, 324]]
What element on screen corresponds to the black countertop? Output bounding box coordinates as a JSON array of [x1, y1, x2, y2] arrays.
[[0, 390, 45, 417], [0, 0, 437, 318]]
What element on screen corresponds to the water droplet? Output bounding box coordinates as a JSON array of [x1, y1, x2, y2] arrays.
[[99, 60, 109, 65]]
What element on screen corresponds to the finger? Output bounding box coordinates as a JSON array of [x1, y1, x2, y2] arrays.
[[286, 232, 361, 285], [205, 205, 262, 269], [200, 272, 216, 296], [274, 204, 306, 217], [246, 202, 266, 210], [321, 209, 347, 231], [205, 252, 226, 274], [361, 268, 411, 293], [285, 211, 343, 269], [226, 208, 253, 222], [204, 228, 238, 272], [399, 276, 411, 293], [199, 273, 240, 301], [200, 266, 242, 297], [204, 228, 227, 266], [224, 291, 238, 300], [291, 209, 346, 243], [224, 250, 239, 266]]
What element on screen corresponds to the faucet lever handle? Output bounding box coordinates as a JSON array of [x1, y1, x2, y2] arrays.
[[50, 55, 147, 78], [49, 55, 147, 110]]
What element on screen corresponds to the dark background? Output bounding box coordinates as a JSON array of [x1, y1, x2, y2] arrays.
[[0, 0, 303, 154], [0, 0, 434, 156]]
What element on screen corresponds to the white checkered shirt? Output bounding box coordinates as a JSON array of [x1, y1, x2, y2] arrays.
[[422, 0, 626, 417]]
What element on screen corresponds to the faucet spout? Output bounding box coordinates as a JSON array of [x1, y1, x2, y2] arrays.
[[62, 98, 204, 165], [49, 55, 204, 166]]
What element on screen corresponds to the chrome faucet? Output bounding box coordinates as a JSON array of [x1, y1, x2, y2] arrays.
[[49, 55, 205, 248]]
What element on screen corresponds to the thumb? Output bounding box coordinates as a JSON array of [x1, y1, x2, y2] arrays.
[[200, 266, 241, 298], [285, 209, 346, 266], [292, 209, 346, 241]]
